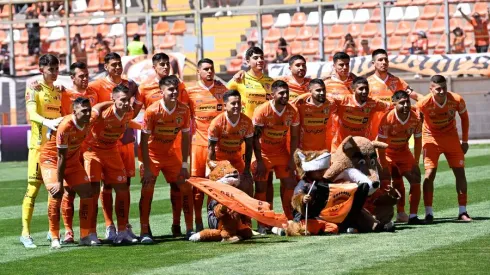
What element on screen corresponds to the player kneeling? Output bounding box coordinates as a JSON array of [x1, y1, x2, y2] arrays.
[[39, 98, 107, 248]]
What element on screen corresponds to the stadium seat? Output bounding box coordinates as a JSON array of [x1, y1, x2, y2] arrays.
[[429, 18, 445, 34], [337, 10, 354, 24], [236, 43, 247, 59], [283, 27, 297, 41], [72, 0, 88, 13], [262, 14, 274, 29], [14, 43, 27, 56], [420, 5, 438, 20], [160, 34, 176, 49], [387, 7, 404, 21], [138, 24, 147, 36], [249, 29, 259, 43], [428, 35, 438, 49], [403, 6, 420, 21], [387, 36, 403, 51], [474, 2, 489, 16], [96, 24, 110, 36], [437, 4, 455, 19], [304, 40, 319, 56], [291, 12, 306, 27], [40, 28, 50, 41], [436, 33, 448, 49], [88, 11, 106, 25], [127, 23, 139, 36], [170, 20, 186, 35], [361, 23, 378, 38], [361, 2, 379, 9], [112, 37, 124, 51], [264, 27, 281, 43], [305, 11, 320, 26], [274, 13, 291, 28], [87, 52, 98, 68], [386, 22, 396, 36], [413, 20, 430, 34], [45, 15, 62, 28], [454, 3, 470, 18], [229, 58, 242, 67], [107, 23, 123, 37], [71, 12, 90, 26], [395, 21, 412, 36], [313, 26, 328, 39], [324, 39, 339, 54], [0, 5, 13, 18], [463, 20, 473, 33], [370, 8, 381, 22], [296, 26, 313, 41], [353, 9, 370, 23], [263, 43, 274, 58], [227, 59, 242, 74], [328, 24, 344, 39], [86, 0, 102, 13], [5, 30, 20, 43], [411, 0, 426, 6], [19, 30, 28, 43], [428, 0, 443, 4], [323, 10, 338, 25], [102, 0, 114, 12], [154, 21, 169, 35], [395, 0, 412, 6], [105, 11, 119, 24], [290, 41, 303, 55], [346, 2, 363, 9], [371, 36, 383, 49], [47, 27, 66, 41], [347, 24, 361, 37], [464, 35, 472, 47]]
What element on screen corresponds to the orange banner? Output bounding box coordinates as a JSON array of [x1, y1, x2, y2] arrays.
[[187, 177, 288, 228], [319, 183, 358, 224]]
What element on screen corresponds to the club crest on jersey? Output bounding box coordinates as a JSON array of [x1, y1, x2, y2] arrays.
[[448, 109, 455, 117], [285, 118, 292, 127], [363, 108, 371, 114], [323, 107, 330, 114], [176, 116, 183, 124], [239, 128, 247, 137], [407, 128, 414, 135]]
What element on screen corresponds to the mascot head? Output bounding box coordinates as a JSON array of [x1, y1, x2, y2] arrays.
[[294, 149, 331, 180], [207, 160, 240, 187]]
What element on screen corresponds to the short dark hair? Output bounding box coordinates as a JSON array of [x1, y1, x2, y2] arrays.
[[288, 55, 306, 66], [70, 62, 87, 76], [430, 74, 446, 84], [372, 48, 388, 59], [104, 52, 121, 64], [133, 34, 140, 41], [352, 76, 369, 87], [271, 80, 289, 93], [159, 75, 178, 88], [197, 58, 214, 68], [152, 52, 169, 64], [112, 84, 130, 95], [39, 54, 59, 67], [392, 90, 410, 102], [245, 46, 264, 61], [333, 52, 350, 63], [223, 90, 241, 102], [308, 78, 325, 90], [73, 96, 90, 108]]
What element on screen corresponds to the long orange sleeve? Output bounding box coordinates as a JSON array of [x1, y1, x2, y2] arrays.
[[460, 111, 469, 142]]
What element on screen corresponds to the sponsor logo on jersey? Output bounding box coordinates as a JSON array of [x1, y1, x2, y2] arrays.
[[343, 114, 369, 125], [304, 117, 327, 126], [265, 129, 287, 139], [155, 126, 179, 135], [221, 139, 241, 147]]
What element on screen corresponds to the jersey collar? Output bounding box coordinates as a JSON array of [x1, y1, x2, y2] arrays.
[[288, 75, 305, 86], [198, 80, 214, 91], [352, 95, 366, 107], [71, 115, 85, 131], [106, 75, 122, 86], [395, 110, 410, 125], [160, 99, 177, 115], [112, 105, 125, 121], [225, 112, 240, 128], [270, 100, 286, 116], [432, 95, 447, 108], [373, 73, 389, 84], [306, 96, 324, 107]]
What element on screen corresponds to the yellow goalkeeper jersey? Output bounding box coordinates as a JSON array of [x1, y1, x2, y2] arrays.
[[226, 72, 274, 118], [25, 82, 63, 149]]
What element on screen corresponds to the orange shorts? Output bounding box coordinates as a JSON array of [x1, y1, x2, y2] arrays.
[[423, 134, 464, 169], [386, 148, 416, 175], [191, 144, 207, 177], [216, 151, 245, 173], [41, 161, 89, 187], [252, 153, 291, 181], [118, 142, 135, 178], [83, 148, 127, 184], [140, 153, 182, 183]]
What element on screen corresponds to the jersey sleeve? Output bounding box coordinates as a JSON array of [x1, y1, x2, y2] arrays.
[[226, 79, 238, 90], [291, 107, 300, 127], [245, 119, 254, 138], [377, 113, 390, 139], [56, 120, 70, 149], [128, 120, 142, 130], [25, 87, 45, 124], [375, 100, 391, 112], [252, 107, 265, 126], [414, 116, 423, 138], [141, 108, 154, 134], [60, 92, 72, 116], [181, 108, 191, 133], [457, 96, 467, 114], [178, 83, 189, 106], [208, 118, 220, 142]]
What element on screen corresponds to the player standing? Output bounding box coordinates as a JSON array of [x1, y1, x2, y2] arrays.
[[416, 75, 471, 222], [377, 90, 425, 224], [20, 54, 63, 248], [252, 80, 300, 233], [139, 76, 193, 243]]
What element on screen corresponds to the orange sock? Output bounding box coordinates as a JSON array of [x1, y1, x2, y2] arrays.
[[458, 193, 467, 206], [281, 189, 294, 220], [79, 197, 94, 238], [409, 183, 421, 215], [193, 188, 204, 226], [48, 196, 62, 239], [100, 187, 114, 227], [61, 192, 75, 233], [170, 189, 182, 226], [181, 188, 194, 232], [423, 191, 433, 207], [393, 178, 405, 213], [115, 189, 130, 232], [139, 184, 155, 235], [91, 190, 99, 233]]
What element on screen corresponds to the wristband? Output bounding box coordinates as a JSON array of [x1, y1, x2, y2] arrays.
[[182, 162, 189, 169]]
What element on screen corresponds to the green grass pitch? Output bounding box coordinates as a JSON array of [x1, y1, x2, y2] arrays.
[[1, 144, 490, 274]]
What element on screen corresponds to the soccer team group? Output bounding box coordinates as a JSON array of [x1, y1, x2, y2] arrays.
[[19, 46, 471, 249]]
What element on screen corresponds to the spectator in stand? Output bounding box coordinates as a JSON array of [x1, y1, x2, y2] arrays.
[[452, 27, 466, 54], [91, 33, 114, 72], [72, 34, 87, 64], [343, 33, 357, 57], [127, 34, 149, 56], [459, 7, 490, 53], [26, 9, 40, 66], [272, 38, 291, 63], [411, 31, 429, 55], [358, 39, 372, 56], [0, 45, 10, 75]]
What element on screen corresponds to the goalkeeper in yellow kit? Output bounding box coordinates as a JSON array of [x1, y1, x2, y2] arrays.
[[20, 54, 64, 248]]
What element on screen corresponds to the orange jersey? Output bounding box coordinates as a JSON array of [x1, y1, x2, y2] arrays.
[[136, 77, 189, 109], [141, 100, 191, 156], [276, 75, 311, 101], [471, 18, 489, 47], [253, 101, 299, 156], [85, 105, 134, 150], [332, 95, 390, 145], [86, 77, 130, 104], [292, 95, 336, 151], [377, 108, 422, 150], [40, 114, 89, 163], [187, 81, 227, 146], [415, 92, 468, 139], [208, 112, 254, 154], [60, 88, 98, 115], [324, 73, 356, 96], [367, 73, 410, 103]]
